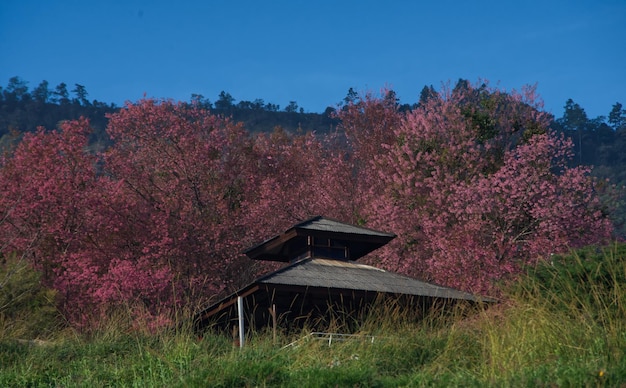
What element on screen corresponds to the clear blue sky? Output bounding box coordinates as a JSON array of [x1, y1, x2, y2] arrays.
[[1, 0, 624, 118]]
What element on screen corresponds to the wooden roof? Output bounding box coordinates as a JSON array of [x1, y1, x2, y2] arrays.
[[244, 216, 396, 262], [195, 257, 492, 329], [258, 258, 482, 300]]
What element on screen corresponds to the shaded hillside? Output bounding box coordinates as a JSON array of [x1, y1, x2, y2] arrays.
[[0, 77, 339, 152], [2, 77, 625, 190]]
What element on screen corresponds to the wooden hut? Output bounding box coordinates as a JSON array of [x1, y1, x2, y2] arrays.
[[194, 216, 491, 342]]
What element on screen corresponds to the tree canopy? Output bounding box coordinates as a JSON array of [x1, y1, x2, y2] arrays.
[[0, 79, 621, 329]]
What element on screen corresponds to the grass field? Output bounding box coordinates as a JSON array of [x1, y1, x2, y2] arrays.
[[1, 244, 625, 387]]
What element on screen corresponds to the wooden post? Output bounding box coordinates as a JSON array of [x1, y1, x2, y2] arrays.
[[270, 304, 277, 343], [237, 296, 244, 348]]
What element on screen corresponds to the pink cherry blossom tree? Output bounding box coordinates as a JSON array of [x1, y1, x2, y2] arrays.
[[103, 99, 262, 302], [0, 118, 173, 327], [355, 82, 613, 293], [0, 100, 263, 327], [247, 127, 356, 229]]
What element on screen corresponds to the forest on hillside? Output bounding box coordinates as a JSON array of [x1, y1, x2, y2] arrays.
[[0, 76, 337, 150], [2, 76, 625, 173], [0, 76, 625, 330]]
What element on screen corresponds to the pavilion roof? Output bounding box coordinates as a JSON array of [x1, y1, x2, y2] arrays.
[[244, 216, 396, 262]]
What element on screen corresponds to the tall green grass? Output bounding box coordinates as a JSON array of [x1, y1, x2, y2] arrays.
[[0, 252, 62, 340], [1, 243, 625, 387]]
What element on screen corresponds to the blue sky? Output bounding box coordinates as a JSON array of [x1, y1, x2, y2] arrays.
[[1, 0, 624, 118]]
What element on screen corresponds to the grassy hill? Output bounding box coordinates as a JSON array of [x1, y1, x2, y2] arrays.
[[1, 244, 625, 386]]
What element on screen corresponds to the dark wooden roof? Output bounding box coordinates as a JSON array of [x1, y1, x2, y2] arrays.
[[258, 258, 482, 300], [196, 257, 492, 327], [244, 216, 396, 262]]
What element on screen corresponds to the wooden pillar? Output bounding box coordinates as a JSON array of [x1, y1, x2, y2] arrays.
[[270, 304, 277, 343], [237, 296, 244, 348]]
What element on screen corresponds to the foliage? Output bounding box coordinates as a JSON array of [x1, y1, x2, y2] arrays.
[[0, 80, 619, 328], [333, 88, 404, 228], [0, 118, 120, 326], [250, 126, 360, 229], [104, 99, 259, 298], [349, 82, 613, 293], [0, 99, 356, 327], [551, 98, 626, 238]]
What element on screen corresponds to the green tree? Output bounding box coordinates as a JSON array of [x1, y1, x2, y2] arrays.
[[215, 91, 235, 110], [557, 99, 589, 164], [252, 98, 264, 110], [53, 83, 70, 105], [71, 84, 90, 106], [4, 76, 29, 102], [237, 100, 253, 109], [33, 80, 50, 103], [452, 78, 471, 95], [558, 99, 589, 131], [285, 101, 299, 113], [265, 102, 279, 111], [190, 93, 212, 109], [384, 90, 399, 106], [608, 102, 626, 131], [418, 85, 438, 107], [343, 87, 359, 106]]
